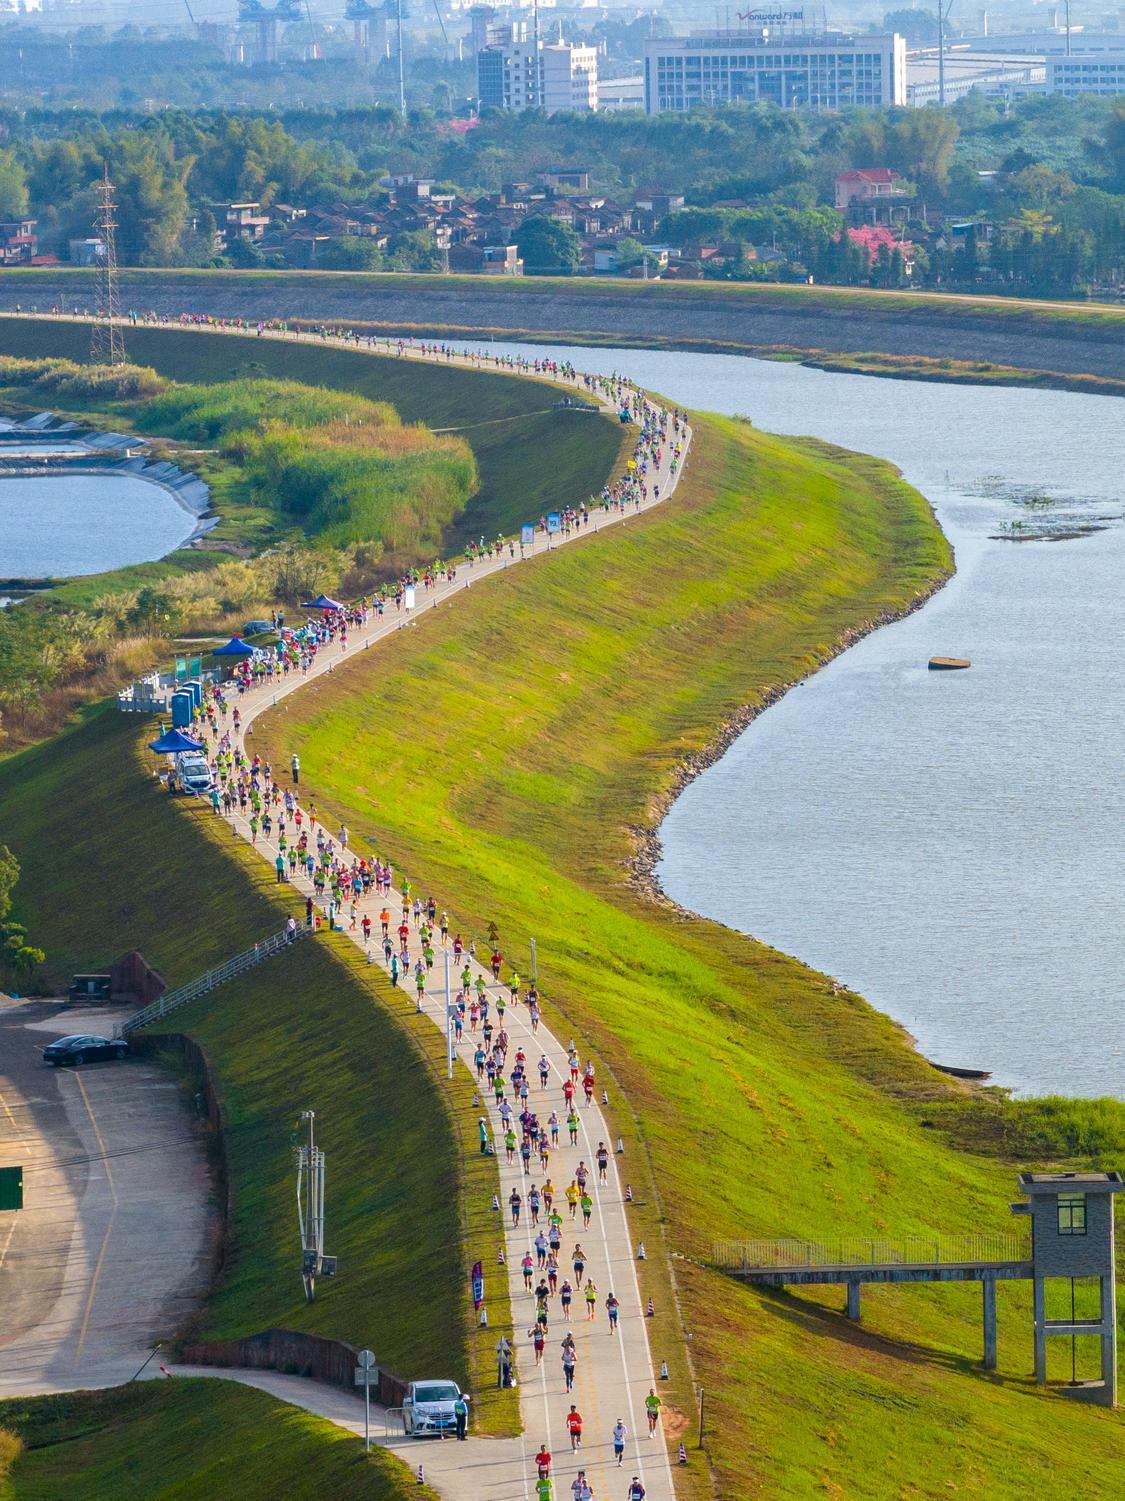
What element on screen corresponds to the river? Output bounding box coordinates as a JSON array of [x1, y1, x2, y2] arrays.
[[0, 471, 197, 579], [462, 340, 1125, 1098]]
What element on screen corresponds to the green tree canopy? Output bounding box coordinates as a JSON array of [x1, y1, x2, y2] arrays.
[[515, 216, 581, 275], [317, 235, 384, 271]]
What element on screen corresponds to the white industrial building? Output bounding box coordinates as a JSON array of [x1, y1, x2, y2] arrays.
[[477, 33, 598, 112], [1045, 51, 1125, 95], [643, 25, 907, 112]]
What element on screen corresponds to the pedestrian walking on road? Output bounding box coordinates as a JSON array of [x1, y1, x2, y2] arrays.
[[291, 753, 299, 785], [454, 1393, 469, 1440], [535, 1445, 552, 1481], [560, 1280, 573, 1321], [580, 1191, 593, 1228], [570, 1471, 592, 1501], [509, 1188, 522, 1226], [584, 1280, 598, 1320], [596, 1142, 609, 1183], [606, 1292, 620, 1334], [628, 1479, 646, 1501]]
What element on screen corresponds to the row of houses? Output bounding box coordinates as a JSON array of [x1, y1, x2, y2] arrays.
[[205, 175, 693, 272], [0, 169, 926, 281]]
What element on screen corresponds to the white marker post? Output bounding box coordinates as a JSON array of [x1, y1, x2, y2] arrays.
[[355, 1348, 376, 1451]]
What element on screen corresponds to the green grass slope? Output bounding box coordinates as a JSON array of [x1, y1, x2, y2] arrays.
[[0, 318, 626, 553], [241, 414, 1125, 1498], [0, 707, 515, 1430], [0, 1380, 433, 1501]]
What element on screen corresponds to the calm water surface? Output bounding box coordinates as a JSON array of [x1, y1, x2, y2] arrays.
[[0, 472, 195, 577], [477, 341, 1125, 1097]]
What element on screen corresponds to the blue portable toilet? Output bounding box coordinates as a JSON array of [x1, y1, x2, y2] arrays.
[[171, 689, 194, 728], [184, 679, 203, 711]]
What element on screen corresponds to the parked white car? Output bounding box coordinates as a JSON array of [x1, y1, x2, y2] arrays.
[[402, 1380, 462, 1437]]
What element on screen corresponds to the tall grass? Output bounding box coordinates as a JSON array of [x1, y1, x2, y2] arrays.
[[0, 354, 167, 399], [138, 377, 398, 443]]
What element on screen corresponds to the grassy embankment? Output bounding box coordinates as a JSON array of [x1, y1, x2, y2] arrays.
[[0, 1380, 437, 1501], [236, 412, 1125, 1498], [0, 701, 519, 1432]]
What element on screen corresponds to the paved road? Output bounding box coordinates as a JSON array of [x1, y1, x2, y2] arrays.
[[0, 1000, 214, 1396], [166, 341, 690, 1501]]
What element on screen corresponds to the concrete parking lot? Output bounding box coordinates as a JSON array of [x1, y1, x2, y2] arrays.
[[0, 999, 215, 1395]]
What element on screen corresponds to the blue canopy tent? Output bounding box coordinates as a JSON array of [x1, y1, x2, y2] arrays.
[[212, 636, 257, 656], [300, 595, 344, 611], [148, 728, 204, 754]]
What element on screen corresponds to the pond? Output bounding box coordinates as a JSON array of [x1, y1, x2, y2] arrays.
[[0, 470, 198, 579]]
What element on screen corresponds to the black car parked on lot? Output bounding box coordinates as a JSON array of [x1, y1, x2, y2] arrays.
[[43, 1035, 128, 1067]]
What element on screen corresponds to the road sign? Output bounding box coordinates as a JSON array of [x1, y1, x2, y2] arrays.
[[520, 524, 535, 546], [355, 1350, 376, 1452], [547, 512, 561, 533], [0, 1166, 23, 1211]]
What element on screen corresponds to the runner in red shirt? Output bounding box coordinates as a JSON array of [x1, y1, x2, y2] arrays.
[[535, 1446, 552, 1479], [565, 1406, 583, 1452]]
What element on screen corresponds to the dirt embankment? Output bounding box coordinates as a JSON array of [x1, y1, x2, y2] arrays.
[[2, 272, 1124, 382]]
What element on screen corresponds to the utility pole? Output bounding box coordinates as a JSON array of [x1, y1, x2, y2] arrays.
[[935, 0, 955, 106], [396, 0, 406, 116], [90, 163, 125, 368]]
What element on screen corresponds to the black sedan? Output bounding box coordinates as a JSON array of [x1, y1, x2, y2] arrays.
[[43, 1034, 128, 1067]]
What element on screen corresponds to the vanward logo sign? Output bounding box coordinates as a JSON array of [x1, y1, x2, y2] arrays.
[[738, 7, 806, 20]]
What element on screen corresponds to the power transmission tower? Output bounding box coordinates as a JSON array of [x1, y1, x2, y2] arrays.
[[90, 163, 126, 367]]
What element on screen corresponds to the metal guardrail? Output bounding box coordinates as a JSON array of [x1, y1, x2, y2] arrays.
[[383, 1408, 406, 1436], [123, 925, 308, 1035], [713, 1234, 1029, 1271]]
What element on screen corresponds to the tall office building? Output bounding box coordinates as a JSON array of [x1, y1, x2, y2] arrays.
[[478, 36, 598, 111], [644, 26, 906, 112]]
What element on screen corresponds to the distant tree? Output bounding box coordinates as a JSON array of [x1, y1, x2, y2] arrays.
[[0, 847, 18, 926], [0, 150, 29, 218], [318, 235, 384, 271], [516, 216, 581, 275], [224, 237, 265, 268], [386, 230, 442, 271], [881, 8, 938, 44]]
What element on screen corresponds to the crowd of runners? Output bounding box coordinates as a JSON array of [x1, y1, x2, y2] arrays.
[[116, 315, 690, 1501]]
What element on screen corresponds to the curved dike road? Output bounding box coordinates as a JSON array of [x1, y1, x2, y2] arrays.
[[90, 318, 693, 1501]]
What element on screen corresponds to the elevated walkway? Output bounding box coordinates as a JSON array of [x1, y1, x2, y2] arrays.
[[714, 1235, 1033, 1369]]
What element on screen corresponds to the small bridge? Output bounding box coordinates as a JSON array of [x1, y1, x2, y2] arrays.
[[714, 1235, 1033, 1370]]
